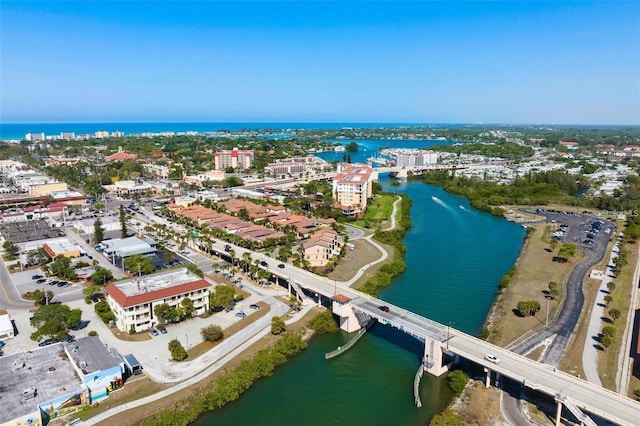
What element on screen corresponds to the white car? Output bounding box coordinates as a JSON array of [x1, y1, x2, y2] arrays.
[[484, 354, 500, 364]]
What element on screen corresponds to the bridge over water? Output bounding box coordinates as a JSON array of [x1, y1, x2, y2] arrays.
[[204, 239, 640, 426]]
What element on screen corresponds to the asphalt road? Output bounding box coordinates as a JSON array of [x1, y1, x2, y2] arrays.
[[502, 209, 616, 424]]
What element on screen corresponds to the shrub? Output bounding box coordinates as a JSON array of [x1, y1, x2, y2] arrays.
[[201, 325, 224, 342], [447, 369, 469, 396], [88, 330, 97, 336], [169, 338, 188, 361], [271, 316, 286, 335], [308, 310, 338, 335], [430, 409, 464, 426]]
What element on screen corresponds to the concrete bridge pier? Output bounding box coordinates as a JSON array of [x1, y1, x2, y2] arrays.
[[484, 367, 491, 388], [331, 295, 362, 333], [423, 337, 448, 377], [555, 400, 562, 426]]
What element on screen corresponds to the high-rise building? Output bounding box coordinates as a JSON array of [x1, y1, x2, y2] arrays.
[[332, 163, 376, 216], [214, 147, 254, 170]]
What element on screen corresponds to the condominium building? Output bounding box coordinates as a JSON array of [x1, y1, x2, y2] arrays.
[[331, 163, 376, 216], [264, 155, 332, 178], [214, 147, 254, 171], [381, 148, 438, 167], [104, 268, 212, 332]]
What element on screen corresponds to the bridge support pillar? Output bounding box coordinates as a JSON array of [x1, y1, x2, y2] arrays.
[[484, 368, 491, 388], [332, 302, 362, 333], [423, 337, 448, 377], [555, 400, 562, 426]]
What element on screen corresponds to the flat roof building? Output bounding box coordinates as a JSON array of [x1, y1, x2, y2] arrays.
[[104, 268, 212, 332]]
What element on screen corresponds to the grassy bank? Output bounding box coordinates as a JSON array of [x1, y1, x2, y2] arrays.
[[358, 194, 412, 296]]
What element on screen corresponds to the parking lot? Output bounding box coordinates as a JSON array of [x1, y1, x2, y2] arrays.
[[1, 220, 65, 243], [9, 268, 83, 304]]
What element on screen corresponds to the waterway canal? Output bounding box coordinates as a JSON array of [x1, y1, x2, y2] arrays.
[[196, 165, 525, 425]]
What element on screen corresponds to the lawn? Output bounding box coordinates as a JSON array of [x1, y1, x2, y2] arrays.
[[486, 225, 578, 347], [352, 194, 396, 228]]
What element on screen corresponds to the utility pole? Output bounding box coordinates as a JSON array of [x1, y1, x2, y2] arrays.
[[447, 320, 455, 349]]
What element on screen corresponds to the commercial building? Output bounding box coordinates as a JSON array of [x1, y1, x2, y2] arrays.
[[100, 236, 157, 265], [214, 147, 254, 171], [0, 336, 128, 426], [43, 238, 82, 258], [105, 147, 138, 162], [73, 216, 121, 235], [183, 170, 226, 187], [0, 313, 15, 339], [331, 163, 376, 216], [104, 268, 212, 332]]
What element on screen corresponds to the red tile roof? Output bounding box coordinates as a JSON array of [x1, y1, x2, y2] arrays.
[[105, 279, 212, 308]]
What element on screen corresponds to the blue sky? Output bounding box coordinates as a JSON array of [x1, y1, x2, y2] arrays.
[[1, 1, 639, 124]]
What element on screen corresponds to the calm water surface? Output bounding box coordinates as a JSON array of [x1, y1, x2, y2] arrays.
[[196, 176, 525, 426]]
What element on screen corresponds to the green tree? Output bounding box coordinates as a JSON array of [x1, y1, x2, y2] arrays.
[[609, 308, 621, 323], [124, 254, 156, 275], [181, 297, 195, 318], [603, 295, 613, 306], [549, 238, 558, 252], [30, 288, 54, 306], [429, 409, 464, 426], [346, 141, 359, 152], [154, 303, 178, 321], [49, 255, 78, 281], [201, 324, 224, 342], [90, 268, 113, 286], [271, 316, 286, 335], [309, 310, 338, 334], [30, 303, 82, 341], [2, 240, 19, 257], [94, 217, 105, 243], [517, 300, 541, 317], [548, 281, 559, 299], [600, 335, 613, 352], [94, 299, 116, 323], [606, 281, 616, 293], [447, 369, 469, 396], [209, 285, 235, 312], [634, 388, 640, 401], [185, 263, 204, 277], [119, 204, 128, 238], [169, 338, 188, 361], [557, 242, 577, 260], [602, 325, 616, 338]]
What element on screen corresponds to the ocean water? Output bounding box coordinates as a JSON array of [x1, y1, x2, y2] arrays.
[[0, 122, 452, 141]]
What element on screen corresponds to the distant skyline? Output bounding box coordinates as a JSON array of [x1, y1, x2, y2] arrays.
[[1, 1, 639, 125]]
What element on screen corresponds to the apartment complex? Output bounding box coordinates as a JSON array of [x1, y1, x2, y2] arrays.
[[104, 268, 212, 332], [331, 163, 376, 216], [381, 148, 438, 167], [214, 147, 254, 171], [264, 155, 332, 178], [303, 228, 344, 267]]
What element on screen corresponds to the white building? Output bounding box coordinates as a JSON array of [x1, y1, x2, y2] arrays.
[[332, 163, 376, 216], [104, 268, 212, 332], [73, 216, 121, 234]]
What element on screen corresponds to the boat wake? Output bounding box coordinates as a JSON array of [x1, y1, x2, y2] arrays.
[[431, 195, 457, 214], [459, 205, 466, 210]]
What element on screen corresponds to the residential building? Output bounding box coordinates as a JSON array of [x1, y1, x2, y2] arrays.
[[104, 268, 212, 332], [381, 148, 438, 167], [214, 147, 254, 171], [264, 155, 331, 178], [25, 132, 45, 142], [332, 163, 376, 216], [303, 228, 344, 267], [143, 163, 171, 179]]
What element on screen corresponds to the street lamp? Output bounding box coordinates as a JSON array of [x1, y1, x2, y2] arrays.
[[447, 321, 455, 349]]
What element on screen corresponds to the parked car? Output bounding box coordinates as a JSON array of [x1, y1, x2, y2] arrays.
[[249, 304, 260, 310], [235, 311, 246, 318], [277, 263, 285, 269], [36, 279, 47, 284], [484, 354, 500, 364], [378, 305, 390, 312], [157, 326, 167, 334], [149, 328, 159, 337], [32, 274, 43, 280]]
